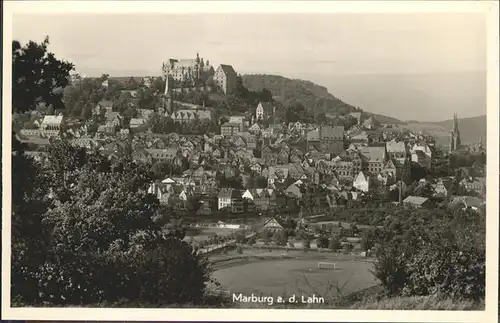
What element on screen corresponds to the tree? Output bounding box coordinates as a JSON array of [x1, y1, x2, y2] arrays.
[[272, 230, 288, 246], [254, 175, 268, 189], [302, 239, 311, 251], [137, 87, 157, 110], [12, 146, 211, 306], [12, 37, 74, 113], [152, 77, 166, 94], [247, 235, 256, 245], [185, 195, 202, 214], [46, 140, 87, 200], [80, 104, 93, 120], [285, 101, 307, 123], [125, 77, 139, 90], [372, 208, 485, 301], [259, 88, 273, 102], [328, 235, 341, 251], [316, 235, 329, 249], [361, 228, 379, 251]]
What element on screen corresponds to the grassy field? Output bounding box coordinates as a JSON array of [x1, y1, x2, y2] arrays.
[[209, 249, 377, 307]]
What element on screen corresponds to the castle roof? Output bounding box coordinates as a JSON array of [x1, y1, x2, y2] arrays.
[[217, 64, 237, 76]]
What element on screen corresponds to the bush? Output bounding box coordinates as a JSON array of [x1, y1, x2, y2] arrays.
[[236, 246, 243, 254]]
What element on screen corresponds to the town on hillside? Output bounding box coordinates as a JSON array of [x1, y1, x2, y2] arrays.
[[12, 47, 487, 309], [15, 52, 487, 228]]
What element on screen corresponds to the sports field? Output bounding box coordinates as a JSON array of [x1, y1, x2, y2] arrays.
[[210, 251, 378, 304]]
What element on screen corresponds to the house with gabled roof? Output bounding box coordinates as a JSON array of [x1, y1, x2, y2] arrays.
[[353, 171, 370, 192], [362, 116, 381, 130], [433, 177, 455, 198], [248, 123, 261, 134], [221, 122, 241, 137], [350, 131, 369, 144], [263, 218, 284, 232], [382, 159, 397, 177], [360, 146, 387, 175], [171, 109, 211, 123], [218, 188, 243, 213], [261, 145, 279, 165], [256, 101, 274, 121], [232, 135, 246, 148], [459, 177, 486, 196]]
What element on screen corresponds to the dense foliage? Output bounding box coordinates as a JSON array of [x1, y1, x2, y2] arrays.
[[12, 140, 211, 306], [372, 207, 485, 301], [12, 37, 74, 113]]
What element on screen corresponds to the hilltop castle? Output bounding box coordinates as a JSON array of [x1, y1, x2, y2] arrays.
[[161, 53, 214, 87], [449, 113, 461, 152], [161, 52, 238, 95]]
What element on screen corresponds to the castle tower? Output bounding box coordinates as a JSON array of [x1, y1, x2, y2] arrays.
[[164, 75, 174, 115], [164, 75, 172, 96]]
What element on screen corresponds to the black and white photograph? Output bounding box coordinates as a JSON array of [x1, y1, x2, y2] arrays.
[[2, 1, 499, 322]]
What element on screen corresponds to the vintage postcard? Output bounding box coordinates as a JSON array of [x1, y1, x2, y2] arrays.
[[2, 1, 499, 322]]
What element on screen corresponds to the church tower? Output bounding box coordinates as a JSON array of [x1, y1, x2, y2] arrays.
[[449, 113, 461, 152]]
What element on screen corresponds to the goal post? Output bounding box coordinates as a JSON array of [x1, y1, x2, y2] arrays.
[[317, 262, 336, 270]]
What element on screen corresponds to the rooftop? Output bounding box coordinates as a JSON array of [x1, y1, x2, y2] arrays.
[[386, 140, 406, 153], [42, 115, 63, 125], [360, 146, 386, 162], [403, 196, 429, 205]]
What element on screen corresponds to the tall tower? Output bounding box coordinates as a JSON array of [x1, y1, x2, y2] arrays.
[[164, 75, 173, 115], [449, 113, 461, 152]]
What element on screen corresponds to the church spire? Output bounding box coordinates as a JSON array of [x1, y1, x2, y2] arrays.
[[449, 112, 461, 152]]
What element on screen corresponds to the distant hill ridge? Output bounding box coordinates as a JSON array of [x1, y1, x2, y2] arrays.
[[241, 74, 405, 125], [404, 115, 486, 147]]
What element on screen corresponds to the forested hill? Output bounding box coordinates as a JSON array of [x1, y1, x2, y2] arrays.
[[241, 74, 404, 124]]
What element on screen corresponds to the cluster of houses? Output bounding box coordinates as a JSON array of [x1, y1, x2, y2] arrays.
[[18, 95, 486, 217], [17, 65, 487, 219]]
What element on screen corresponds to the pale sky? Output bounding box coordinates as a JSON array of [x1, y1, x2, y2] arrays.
[[12, 13, 487, 120]]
